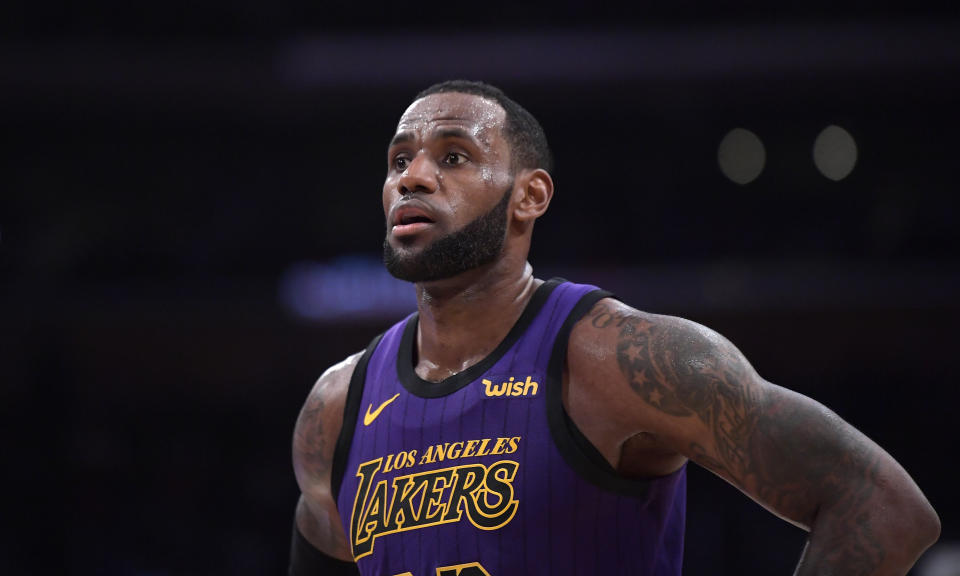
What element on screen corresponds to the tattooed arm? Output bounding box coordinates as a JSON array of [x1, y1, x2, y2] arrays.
[[291, 352, 363, 562], [567, 298, 940, 576]]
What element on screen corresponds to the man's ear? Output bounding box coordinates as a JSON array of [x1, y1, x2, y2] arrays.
[[512, 169, 554, 222]]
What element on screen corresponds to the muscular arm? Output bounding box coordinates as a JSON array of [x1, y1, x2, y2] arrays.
[[291, 352, 363, 562], [569, 298, 940, 575]]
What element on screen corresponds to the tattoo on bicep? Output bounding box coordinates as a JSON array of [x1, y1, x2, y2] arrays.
[[594, 302, 886, 570], [295, 390, 329, 474], [596, 301, 761, 475], [615, 319, 694, 417]]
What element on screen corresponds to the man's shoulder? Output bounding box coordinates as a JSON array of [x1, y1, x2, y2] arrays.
[[566, 295, 755, 428], [569, 296, 731, 372], [292, 350, 365, 489], [572, 296, 699, 336], [295, 350, 366, 449], [308, 350, 365, 406]]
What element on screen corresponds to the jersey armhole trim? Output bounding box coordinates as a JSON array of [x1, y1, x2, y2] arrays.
[[546, 289, 654, 499], [331, 332, 385, 502]]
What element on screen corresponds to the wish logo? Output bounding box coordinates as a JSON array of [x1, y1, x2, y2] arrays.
[[481, 375, 539, 398]]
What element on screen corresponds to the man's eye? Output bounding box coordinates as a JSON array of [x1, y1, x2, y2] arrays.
[[443, 152, 467, 166], [394, 157, 409, 170]]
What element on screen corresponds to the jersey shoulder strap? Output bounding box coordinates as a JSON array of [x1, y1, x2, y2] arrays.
[[546, 286, 659, 498], [330, 331, 385, 501]]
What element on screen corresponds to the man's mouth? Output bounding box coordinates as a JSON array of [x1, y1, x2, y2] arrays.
[[391, 206, 436, 238]]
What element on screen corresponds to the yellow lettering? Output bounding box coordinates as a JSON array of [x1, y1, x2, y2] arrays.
[[419, 445, 435, 465], [362, 480, 389, 539], [350, 458, 382, 552], [474, 437, 491, 457], [352, 460, 518, 560], [421, 471, 450, 523], [388, 475, 417, 529], [491, 437, 508, 455], [482, 378, 495, 396], [436, 562, 492, 575], [522, 376, 538, 396], [383, 453, 396, 473], [447, 441, 464, 459], [506, 436, 520, 454], [384, 450, 420, 472], [462, 439, 479, 458], [483, 378, 509, 397], [392, 562, 491, 576]]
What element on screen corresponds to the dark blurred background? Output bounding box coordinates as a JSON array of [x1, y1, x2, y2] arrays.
[[3, 1, 959, 574]]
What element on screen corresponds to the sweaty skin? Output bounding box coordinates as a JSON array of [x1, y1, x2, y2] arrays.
[[292, 91, 940, 573]]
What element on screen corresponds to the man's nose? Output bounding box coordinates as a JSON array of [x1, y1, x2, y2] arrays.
[[398, 153, 439, 195]]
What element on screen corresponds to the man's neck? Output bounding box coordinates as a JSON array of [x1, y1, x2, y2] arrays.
[[412, 260, 541, 383]]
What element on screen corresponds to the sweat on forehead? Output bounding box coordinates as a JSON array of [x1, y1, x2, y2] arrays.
[[396, 93, 506, 140]]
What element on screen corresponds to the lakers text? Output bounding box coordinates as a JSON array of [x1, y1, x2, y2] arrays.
[[349, 437, 522, 559]]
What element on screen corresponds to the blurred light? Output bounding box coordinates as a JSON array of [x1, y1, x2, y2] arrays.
[[717, 128, 766, 185], [278, 256, 416, 321], [813, 125, 857, 181], [916, 541, 960, 576]]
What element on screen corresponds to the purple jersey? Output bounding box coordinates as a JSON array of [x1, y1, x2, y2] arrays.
[[333, 279, 686, 576]]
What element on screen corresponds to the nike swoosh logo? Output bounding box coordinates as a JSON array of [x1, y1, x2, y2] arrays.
[[363, 393, 401, 426]]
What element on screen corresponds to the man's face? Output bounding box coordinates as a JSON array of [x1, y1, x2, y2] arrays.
[[382, 92, 515, 282]]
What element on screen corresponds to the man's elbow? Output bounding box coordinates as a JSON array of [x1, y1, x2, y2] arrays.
[[913, 499, 941, 551], [889, 486, 941, 562]]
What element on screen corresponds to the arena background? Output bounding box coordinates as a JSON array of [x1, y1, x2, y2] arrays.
[[3, 1, 959, 574]]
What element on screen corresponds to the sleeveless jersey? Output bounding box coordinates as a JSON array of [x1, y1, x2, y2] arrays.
[[333, 279, 687, 576]]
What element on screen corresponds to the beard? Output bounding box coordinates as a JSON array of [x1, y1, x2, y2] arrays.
[[383, 185, 513, 283]]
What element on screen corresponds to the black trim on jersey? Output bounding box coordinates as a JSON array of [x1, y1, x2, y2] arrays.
[[397, 278, 563, 398], [546, 289, 655, 499], [331, 332, 385, 502]]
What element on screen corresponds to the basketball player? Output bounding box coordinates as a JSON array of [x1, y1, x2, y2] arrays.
[[289, 81, 939, 575]]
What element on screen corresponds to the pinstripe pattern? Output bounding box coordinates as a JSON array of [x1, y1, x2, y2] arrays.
[[336, 281, 686, 575]]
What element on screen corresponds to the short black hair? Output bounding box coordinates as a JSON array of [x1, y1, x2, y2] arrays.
[[415, 80, 553, 174]]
